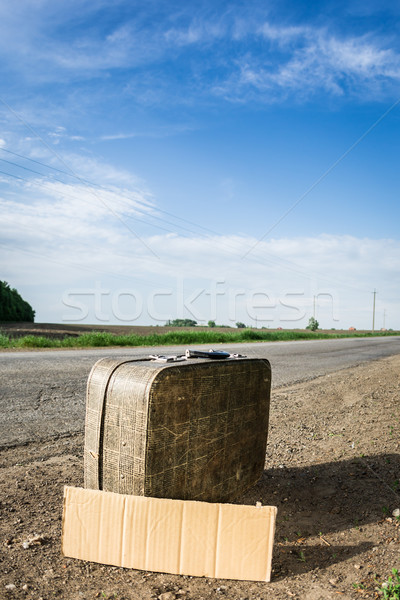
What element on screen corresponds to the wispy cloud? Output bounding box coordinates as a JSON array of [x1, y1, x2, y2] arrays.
[[100, 132, 138, 141], [258, 22, 308, 44], [0, 148, 159, 273], [0, 145, 398, 305], [164, 19, 226, 46], [214, 24, 400, 102], [2, 195, 399, 326], [1, 3, 399, 104]]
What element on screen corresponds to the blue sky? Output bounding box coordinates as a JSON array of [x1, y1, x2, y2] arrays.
[[0, 0, 399, 330]]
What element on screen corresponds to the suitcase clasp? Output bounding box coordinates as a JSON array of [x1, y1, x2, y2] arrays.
[[149, 354, 186, 363]]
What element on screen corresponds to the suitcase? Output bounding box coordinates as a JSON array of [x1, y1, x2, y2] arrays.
[[84, 351, 271, 503]]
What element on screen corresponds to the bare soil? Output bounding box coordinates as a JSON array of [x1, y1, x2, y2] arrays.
[[0, 354, 399, 600]]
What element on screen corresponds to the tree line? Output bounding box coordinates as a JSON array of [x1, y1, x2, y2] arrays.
[[0, 281, 35, 322]]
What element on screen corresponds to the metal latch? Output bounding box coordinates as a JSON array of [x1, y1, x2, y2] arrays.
[[149, 354, 186, 363]]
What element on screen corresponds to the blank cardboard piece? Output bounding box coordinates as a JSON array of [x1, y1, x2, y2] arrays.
[[62, 486, 277, 582]]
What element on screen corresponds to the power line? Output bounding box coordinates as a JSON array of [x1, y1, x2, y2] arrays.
[[0, 146, 221, 238], [0, 141, 373, 293], [242, 97, 400, 259], [372, 289, 377, 332], [0, 144, 349, 281], [0, 160, 372, 292], [0, 165, 194, 239], [0, 241, 164, 288], [0, 96, 159, 258]]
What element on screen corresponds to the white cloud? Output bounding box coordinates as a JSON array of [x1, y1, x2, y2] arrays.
[[100, 133, 138, 141], [258, 22, 308, 44], [164, 20, 226, 46], [1, 4, 399, 104], [1, 171, 399, 329], [214, 24, 400, 101]]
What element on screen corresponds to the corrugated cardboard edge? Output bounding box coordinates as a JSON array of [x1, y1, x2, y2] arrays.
[[62, 486, 277, 582]]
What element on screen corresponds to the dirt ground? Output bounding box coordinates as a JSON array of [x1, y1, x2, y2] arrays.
[[0, 354, 399, 600]]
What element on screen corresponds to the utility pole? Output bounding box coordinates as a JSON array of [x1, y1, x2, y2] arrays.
[[313, 295, 316, 319], [372, 289, 377, 332], [383, 309, 386, 329]]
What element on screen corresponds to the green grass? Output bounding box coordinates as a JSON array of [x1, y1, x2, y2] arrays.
[[381, 569, 400, 600], [0, 333, 10, 347], [0, 328, 399, 349]]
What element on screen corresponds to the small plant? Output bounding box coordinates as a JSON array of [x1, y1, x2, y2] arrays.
[[383, 506, 389, 516], [381, 569, 400, 599], [298, 550, 306, 562], [352, 582, 365, 590], [0, 333, 9, 347]]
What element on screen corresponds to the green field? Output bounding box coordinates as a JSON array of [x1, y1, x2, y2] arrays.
[[0, 326, 398, 349]]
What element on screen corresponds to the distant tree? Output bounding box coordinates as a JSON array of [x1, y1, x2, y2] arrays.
[[0, 281, 35, 322], [306, 317, 319, 331], [208, 320, 216, 328], [236, 322, 246, 328], [167, 318, 197, 327]]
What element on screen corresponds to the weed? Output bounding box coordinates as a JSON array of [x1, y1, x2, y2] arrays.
[[0, 333, 9, 347], [380, 569, 400, 600], [393, 480, 399, 492], [352, 582, 365, 590], [298, 551, 306, 562], [383, 506, 389, 516]]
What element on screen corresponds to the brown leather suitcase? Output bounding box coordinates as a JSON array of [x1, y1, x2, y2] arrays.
[[84, 351, 271, 503]]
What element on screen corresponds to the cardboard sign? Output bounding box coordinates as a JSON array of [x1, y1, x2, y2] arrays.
[[62, 486, 277, 582]]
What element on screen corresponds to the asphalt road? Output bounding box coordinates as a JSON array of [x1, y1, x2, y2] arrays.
[[1, 336, 399, 448]]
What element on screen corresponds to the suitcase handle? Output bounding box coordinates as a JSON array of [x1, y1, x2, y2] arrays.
[[185, 349, 231, 359]]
